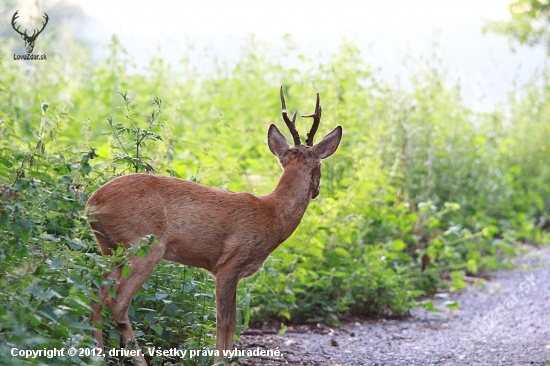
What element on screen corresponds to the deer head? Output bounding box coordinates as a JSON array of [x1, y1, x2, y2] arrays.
[[11, 11, 49, 54], [269, 86, 342, 199]]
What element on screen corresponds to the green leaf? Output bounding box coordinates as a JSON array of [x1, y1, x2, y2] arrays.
[[444, 301, 460, 310], [443, 202, 460, 210], [279, 309, 291, 320], [243, 293, 251, 330], [122, 264, 131, 278], [450, 271, 467, 292], [67, 240, 87, 250], [136, 246, 151, 257], [152, 325, 163, 335], [45, 200, 59, 210], [391, 239, 406, 251], [81, 163, 92, 175], [17, 219, 31, 232], [333, 247, 350, 257], [68, 322, 96, 331], [49, 257, 65, 269], [127, 245, 140, 255], [466, 259, 478, 273], [416, 301, 440, 312], [155, 291, 168, 300]]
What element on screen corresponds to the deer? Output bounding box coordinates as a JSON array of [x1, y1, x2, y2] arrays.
[[11, 11, 49, 54], [85, 87, 342, 365]]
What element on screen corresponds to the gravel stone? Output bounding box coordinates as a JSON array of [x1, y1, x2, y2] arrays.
[[238, 247, 550, 365]]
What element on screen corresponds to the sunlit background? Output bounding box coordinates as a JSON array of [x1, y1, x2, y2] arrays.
[[75, 0, 511, 36], [1, 0, 545, 111]]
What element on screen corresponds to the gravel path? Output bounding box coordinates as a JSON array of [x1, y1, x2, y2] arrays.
[[238, 246, 550, 365]]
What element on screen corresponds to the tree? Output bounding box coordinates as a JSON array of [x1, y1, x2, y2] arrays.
[[486, 0, 550, 54]]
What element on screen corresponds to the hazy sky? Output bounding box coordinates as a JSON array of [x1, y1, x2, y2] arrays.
[[12, 0, 541, 111], [73, 0, 513, 37], [67, 0, 541, 112]]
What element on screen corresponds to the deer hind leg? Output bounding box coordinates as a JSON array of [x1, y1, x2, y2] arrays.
[[91, 285, 109, 350], [214, 270, 239, 364], [95, 246, 164, 366]]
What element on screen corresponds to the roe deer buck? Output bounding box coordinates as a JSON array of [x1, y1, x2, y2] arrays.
[[86, 87, 342, 365]]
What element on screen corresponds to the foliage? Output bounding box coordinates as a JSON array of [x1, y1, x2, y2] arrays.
[[486, 0, 550, 53], [1, 31, 549, 365], [106, 92, 164, 173]]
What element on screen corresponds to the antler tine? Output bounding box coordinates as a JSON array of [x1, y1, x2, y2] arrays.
[[302, 93, 322, 146], [38, 13, 49, 34], [280, 86, 301, 146], [32, 13, 49, 37], [11, 10, 19, 24], [11, 11, 25, 36]]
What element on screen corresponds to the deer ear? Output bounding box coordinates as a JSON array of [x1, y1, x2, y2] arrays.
[[268, 124, 289, 158], [311, 126, 342, 160]]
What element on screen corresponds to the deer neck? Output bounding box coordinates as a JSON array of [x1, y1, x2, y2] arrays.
[[264, 163, 312, 243]]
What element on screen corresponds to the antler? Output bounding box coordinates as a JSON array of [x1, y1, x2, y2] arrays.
[[11, 11, 49, 39], [33, 13, 49, 38], [280, 86, 301, 146], [11, 11, 25, 37], [302, 93, 322, 146]]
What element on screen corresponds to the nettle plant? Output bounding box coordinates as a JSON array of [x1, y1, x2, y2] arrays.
[[106, 92, 164, 174]]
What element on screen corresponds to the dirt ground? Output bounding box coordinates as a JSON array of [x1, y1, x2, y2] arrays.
[[237, 246, 550, 365]]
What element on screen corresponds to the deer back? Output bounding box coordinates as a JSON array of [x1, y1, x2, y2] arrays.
[[87, 174, 283, 275]]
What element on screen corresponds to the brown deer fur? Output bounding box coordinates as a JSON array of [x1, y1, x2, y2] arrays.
[[86, 90, 342, 365]]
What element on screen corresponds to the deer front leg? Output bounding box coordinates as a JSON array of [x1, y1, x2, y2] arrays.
[[214, 270, 238, 364]]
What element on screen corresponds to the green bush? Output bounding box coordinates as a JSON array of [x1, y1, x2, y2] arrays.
[[1, 33, 549, 365]]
